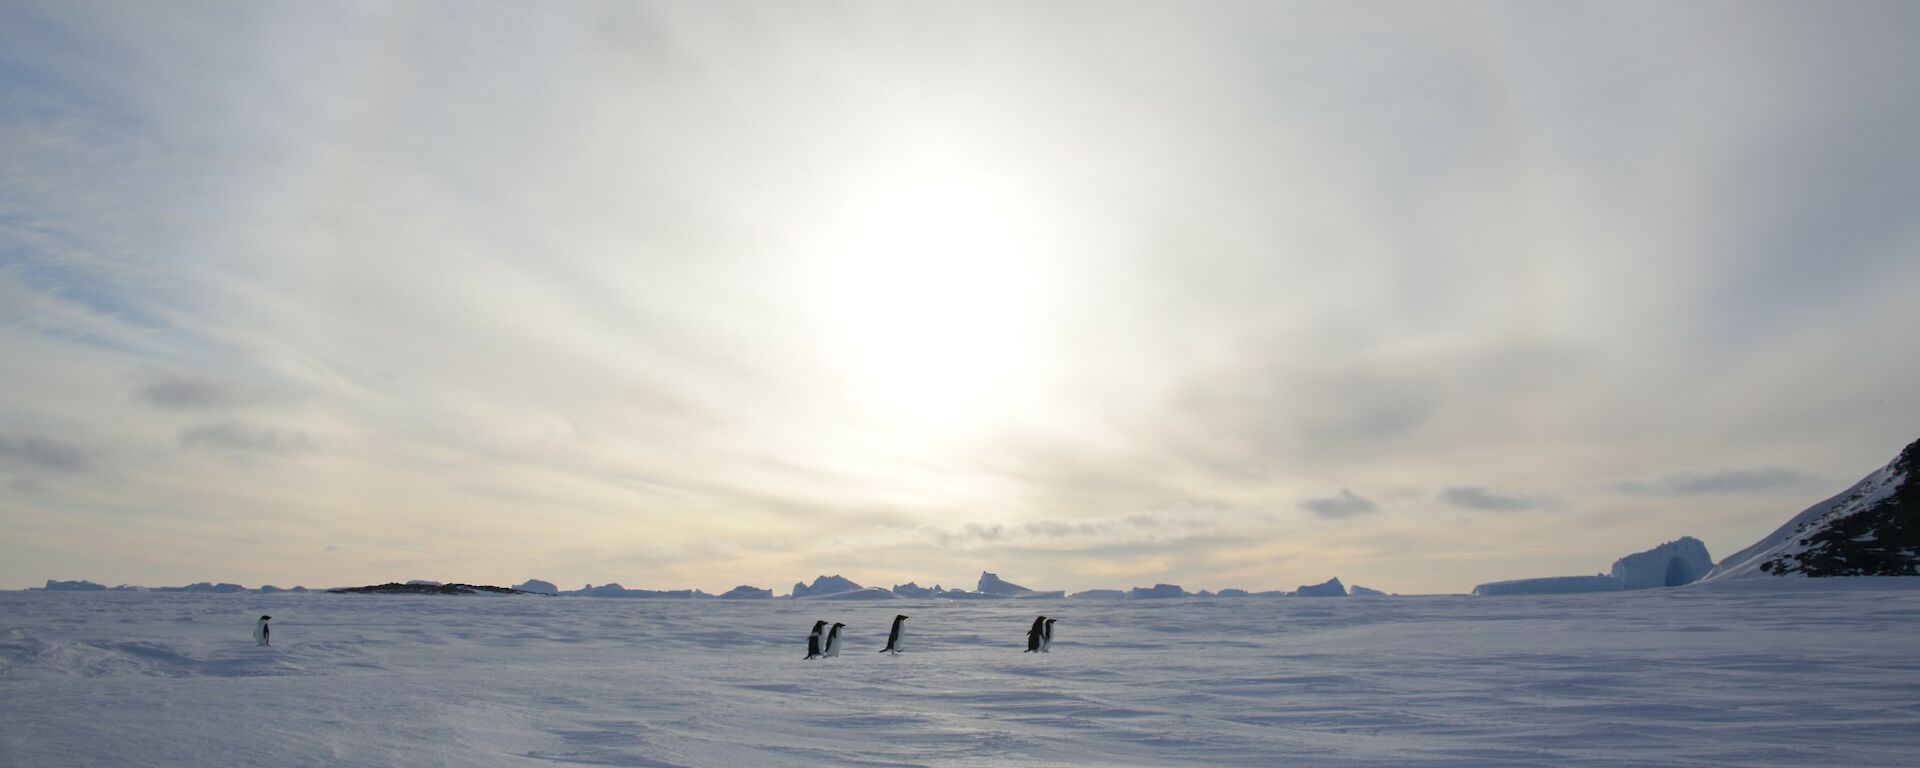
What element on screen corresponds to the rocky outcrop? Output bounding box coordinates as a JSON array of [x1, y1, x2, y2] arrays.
[[717, 585, 773, 599], [1294, 577, 1347, 597], [1710, 438, 1920, 579], [513, 579, 559, 595]]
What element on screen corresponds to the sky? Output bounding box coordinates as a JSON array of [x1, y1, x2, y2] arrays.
[[3, 1, 1918, 594]]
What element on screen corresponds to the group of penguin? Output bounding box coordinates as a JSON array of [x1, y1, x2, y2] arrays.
[[251, 612, 1064, 656], [803, 614, 1059, 659]]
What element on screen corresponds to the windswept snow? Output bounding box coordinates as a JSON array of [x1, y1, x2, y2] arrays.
[[5, 585, 1920, 766]]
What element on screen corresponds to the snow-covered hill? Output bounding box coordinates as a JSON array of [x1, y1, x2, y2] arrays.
[[1708, 438, 1920, 580]]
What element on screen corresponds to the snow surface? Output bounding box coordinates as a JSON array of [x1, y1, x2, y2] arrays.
[[5, 585, 1920, 766]]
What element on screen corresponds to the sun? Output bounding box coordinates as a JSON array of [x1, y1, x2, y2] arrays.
[[805, 157, 1058, 437]]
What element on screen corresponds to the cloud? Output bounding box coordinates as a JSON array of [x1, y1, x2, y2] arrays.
[[0, 433, 91, 473], [136, 369, 289, 411], [1298, 489, 1380, 520], [909, 505, 1263, 551], [178, 421, 316, 456], [1436, 485, 1543, 512], [1611, 467, 1822, 496]]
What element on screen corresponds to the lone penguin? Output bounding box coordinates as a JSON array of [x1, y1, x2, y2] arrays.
[[879, 614, 909, 655], [804, 620, 829, 660], [823, 622, 846, 658], [1025, 616, 1047, 652], [254, 615, 272, 647], [1040, 618, 1057, 652]]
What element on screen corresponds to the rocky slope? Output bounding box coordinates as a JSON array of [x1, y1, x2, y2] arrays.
[[1709, 438, 1919, 579]]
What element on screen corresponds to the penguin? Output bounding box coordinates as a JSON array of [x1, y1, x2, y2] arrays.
[[804, 620, 828, 660], [1024, 616, 1047, 652], [879, 614, 908, 655], [254, 615, 272, 647], [1040, 618, 1057, 652], [823, 622, 846, 658]]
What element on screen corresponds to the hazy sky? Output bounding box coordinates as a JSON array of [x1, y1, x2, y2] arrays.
[[3, 1, 1917, 593]]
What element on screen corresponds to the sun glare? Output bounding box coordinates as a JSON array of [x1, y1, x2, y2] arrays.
[[808, 161, 1055, 436]]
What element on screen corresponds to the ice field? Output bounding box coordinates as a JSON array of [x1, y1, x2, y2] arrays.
[[5, 582, 1920, 767]]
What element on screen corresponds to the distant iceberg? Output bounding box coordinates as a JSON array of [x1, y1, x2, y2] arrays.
[[789, 575, 863, 598], [40, 579, 106, 591], [1473, 536, 1714, 596], [1294, 577, 1347, 597]]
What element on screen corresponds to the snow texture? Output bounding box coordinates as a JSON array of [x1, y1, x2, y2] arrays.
[[1709, 438, 1919, 580], [1348, 585, 1387, 597], [1128, 583, 1185, 599], [6, 584, 1920, 766]]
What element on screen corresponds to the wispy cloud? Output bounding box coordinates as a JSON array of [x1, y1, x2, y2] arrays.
[[1298, 489, 1380, 520], [135, 369, 293, 412], [178, 421, 316, 456], [1436, 485, 1549, 513], [1610, 467, 1823, 497], [0, 433, 91, 474]]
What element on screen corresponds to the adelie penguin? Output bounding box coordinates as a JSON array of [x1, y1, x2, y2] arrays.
[[1025, 616, 1047, 652], [254, 615, 272, 647], [823, 622, 846, 658], [879, 614, 909, 655], [1040, 618, 1057, 653], [804, 620, 829, 660]]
